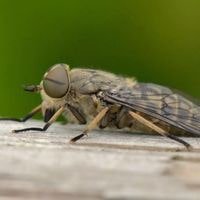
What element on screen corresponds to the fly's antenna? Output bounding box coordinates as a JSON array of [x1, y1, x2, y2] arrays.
[[22, 85, 42, 92]]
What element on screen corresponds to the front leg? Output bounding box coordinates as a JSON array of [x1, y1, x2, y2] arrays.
[[67, 104, 87, 124], [0, 105, 42, 122], [0, 84, 41, 122], [12, 106, 65, 133]]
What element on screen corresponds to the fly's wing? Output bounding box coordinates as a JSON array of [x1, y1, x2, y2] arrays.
[[101, 83, 200, 135]]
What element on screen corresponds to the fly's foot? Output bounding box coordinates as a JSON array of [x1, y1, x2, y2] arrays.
[[12, 127, 47, 133], [70, 131, 88, 143]]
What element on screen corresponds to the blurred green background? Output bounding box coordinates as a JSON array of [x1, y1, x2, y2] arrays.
[[0, 0, 200, 117]]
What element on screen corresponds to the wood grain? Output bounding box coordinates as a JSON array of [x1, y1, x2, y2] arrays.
[[0, 120, 200, 200]]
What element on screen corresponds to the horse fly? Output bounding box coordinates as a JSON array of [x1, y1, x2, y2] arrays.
[[1, 63, 200, 150]]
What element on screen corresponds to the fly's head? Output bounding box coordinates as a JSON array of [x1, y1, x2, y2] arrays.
[[40, 63, 71, 121], [41, 63, 71, 98]]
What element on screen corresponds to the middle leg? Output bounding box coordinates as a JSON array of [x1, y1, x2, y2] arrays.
[[70, 107, 109, 142]]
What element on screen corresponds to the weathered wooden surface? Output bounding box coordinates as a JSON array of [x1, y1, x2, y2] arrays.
[[0, 120, 200, 200]]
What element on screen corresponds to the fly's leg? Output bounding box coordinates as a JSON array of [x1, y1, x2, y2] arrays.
[[99, 105, 122, 129], [99, 107, 117, 129], [12, 106, 64, 133], [0, 105, 42, 122], [99, 106, 127, 129], [115, 107, 133, 129], [128, 111, 192, 150], [99, 109, 111, 129], [70, 107, 109, 143], [91, 95, 99, 108], [67, 104, 87, 124], [0, 84, 42, 122]]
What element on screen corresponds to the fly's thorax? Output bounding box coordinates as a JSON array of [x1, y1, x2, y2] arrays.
[[64, 91, 104, 123], [77, 94, 103, 116], [124, 77, 137, 87], [69, 68, 137, 94]]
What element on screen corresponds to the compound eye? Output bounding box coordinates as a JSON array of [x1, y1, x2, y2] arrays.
[[43, 64, 70, 98]]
